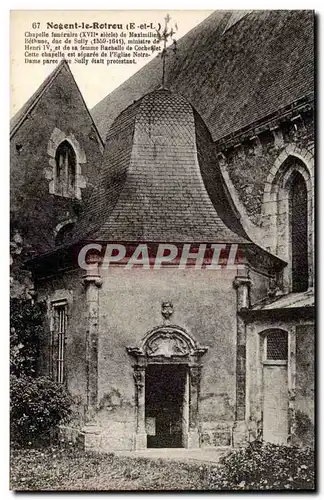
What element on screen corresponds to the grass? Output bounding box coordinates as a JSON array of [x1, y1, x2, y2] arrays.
[[10, 446, 211, 491], [10, 442, 315, 491]]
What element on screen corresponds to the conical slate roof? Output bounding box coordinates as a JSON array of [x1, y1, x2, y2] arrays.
[[71, 89, 249, 244]]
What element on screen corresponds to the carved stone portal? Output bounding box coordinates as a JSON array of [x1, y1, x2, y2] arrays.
[[126, 326, 208, 450], [127, 325, 208, 361], [147, 332, 188, 358]]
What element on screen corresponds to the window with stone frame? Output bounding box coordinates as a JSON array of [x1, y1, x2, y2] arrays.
[[55, 222, 75, 246], [266, 330, 288, 361], [54, 141, 77, 197], [289, 171, 308, 292], [264, 152, 313, 293], [50, 301, 67, 384]]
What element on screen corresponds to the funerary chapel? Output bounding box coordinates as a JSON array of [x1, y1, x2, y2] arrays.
[[10, 10, 314, 451]]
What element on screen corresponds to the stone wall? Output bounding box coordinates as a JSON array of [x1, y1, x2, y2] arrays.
[[217, 106, 314, 227], [34, 259, 314, 450], [295, 324, 315, 447], [10, 64, 103, 296], [37, 266, 88, 423], [36, 264, 242, 449], [248, 269, 270, 307], [96, 266, 238, 449]]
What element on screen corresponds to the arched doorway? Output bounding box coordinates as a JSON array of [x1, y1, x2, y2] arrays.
[[260, 329, 289, 444], [127, 326, 208, 450]]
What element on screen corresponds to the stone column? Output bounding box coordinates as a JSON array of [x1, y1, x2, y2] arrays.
[[233, 270, 251, 446], [83, 255, 102, 421], [134, 363, 147, 450], [188, 365, 201, 448]]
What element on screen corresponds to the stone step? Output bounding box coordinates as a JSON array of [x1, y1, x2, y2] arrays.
[[112, 446, 230, 464]]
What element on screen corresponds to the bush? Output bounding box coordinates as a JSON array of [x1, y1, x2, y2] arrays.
[[205, 441, 315, 490], [10, 299, 46, 377], [10, 375, 73, 447]]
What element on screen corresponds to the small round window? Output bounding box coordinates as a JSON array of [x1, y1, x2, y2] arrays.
[[266, 330, 288, 361]]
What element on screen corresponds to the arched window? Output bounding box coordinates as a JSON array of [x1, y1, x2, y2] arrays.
[[265, 329, 288, 361], [55, 222, 75, 246], [54, 141, 76, 196], [289, 171, 308, 292], [263, 150, 313, 293]]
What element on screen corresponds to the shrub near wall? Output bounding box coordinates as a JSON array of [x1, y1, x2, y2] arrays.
[[205, 441, 315, 490], [10, 298, 46, 377], [10, 375, 73, 447], [10, 299, 73, 447]]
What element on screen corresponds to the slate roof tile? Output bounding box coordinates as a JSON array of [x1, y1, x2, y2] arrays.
[[91, 10, 314, 143]]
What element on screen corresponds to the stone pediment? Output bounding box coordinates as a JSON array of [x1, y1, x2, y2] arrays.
[[126, 325, 208, 361], [146, 329, 190, 358]]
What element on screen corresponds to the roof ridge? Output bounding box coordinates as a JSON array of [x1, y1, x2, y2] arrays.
[[10, 59, 67, 138], [64, 62, 105, 149]]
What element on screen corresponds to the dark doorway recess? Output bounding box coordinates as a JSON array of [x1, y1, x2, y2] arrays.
[[145, 364, 188, 448]]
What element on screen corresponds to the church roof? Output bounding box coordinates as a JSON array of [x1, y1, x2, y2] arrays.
[[252, 289, 314, 311], [71, 89, 249, 244], [10, 60, 104, 146], [91, 10, 314, 143]]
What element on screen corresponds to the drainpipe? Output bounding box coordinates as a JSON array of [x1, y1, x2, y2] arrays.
[[83, 253, 102, 422], [232, 268, 251, 446]]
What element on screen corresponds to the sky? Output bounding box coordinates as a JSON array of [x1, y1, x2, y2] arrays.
[[10, 10, 212, 117]]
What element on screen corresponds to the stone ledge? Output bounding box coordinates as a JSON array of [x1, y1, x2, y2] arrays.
[[200, 423, 232, 448]]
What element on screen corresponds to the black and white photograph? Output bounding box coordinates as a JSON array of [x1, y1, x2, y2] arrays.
[[9, 9, 315, 491]]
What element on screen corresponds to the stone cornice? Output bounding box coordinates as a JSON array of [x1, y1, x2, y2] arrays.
[[215, 93, 314, 151]]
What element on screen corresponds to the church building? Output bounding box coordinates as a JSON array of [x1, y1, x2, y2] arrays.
[[10, 10, 314, 451]]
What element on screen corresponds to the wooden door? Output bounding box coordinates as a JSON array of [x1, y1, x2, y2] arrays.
[[263, 364, 288, 444]]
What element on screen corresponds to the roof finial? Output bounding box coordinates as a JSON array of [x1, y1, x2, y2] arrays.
[[155, 14, 178, 89]]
